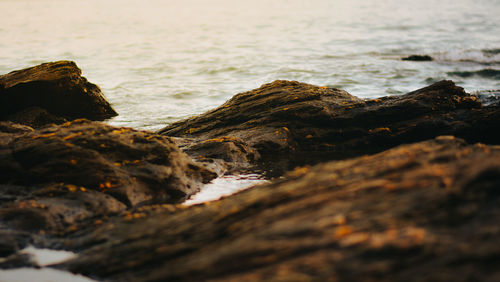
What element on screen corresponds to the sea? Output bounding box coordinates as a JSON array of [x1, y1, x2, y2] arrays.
[[1, 0, 499, 131]]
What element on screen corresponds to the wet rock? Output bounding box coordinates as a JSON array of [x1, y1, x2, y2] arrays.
[[0, 119, 216, 233], [402, 54, 434, 61], [159, 80, 499, 172], [175, 136, 261, 175], [60, 137, 500, 282], [0, 61, 117, 127]]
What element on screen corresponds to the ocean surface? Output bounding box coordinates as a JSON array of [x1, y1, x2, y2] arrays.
[[1, 0, 499, 131]]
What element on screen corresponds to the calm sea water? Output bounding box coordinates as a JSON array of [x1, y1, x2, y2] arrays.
[[1, 0, 499, 131]]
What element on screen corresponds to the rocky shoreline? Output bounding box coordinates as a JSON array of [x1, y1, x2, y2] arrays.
[[1, 61, 499, 281]]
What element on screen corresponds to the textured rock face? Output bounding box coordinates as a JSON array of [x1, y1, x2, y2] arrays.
[[0, 119, 216, 233], [0, 61, 117, 126], [60, 137, 500, 282], [159, 80, 499, 172]]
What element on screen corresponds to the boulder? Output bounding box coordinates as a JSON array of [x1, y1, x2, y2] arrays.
[[0, 119, 216, 233], [0, 61, 117, 127], [60, 137, 500, 282], [159, 80, 499, 173]]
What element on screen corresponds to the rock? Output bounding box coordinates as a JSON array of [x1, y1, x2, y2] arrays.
[[175, 136, 261, 175], [159, 80, 499, 173], [402, 54, 434, 61], [4, 107, 67, 128], [0, 119, 216, 233], [0, 61, 117, 127], [59, 137, 500, 282]]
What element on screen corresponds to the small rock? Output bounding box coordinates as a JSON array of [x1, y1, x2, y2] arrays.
[[0, 61, 117, 127], [402, 54, 434, 61]]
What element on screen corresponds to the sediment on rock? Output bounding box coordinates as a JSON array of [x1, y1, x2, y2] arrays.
[[59, 136, 500, 282], [0, 119, 216, 234], [0, 61, 117, 127], [159, 80, 500, 174]]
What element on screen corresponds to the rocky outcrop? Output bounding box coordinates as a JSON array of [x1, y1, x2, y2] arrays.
[[0, 119, 216, 234], [402, 54, 433, 61], [159, 80, 499, 173], [0, 61, 117, 127], [60, 137, 500, 282]]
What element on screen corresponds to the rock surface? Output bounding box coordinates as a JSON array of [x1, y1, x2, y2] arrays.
[[59, 137, 500, 282], [0, 119, 216, 234], [0, 61, 117, 126], [159, 80, 499, 173]]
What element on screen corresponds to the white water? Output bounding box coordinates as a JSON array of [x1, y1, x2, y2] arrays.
[[184, 174, 267, 206], [19, 246, 77, 267], [0, 246, 95, 282], [0, 268, 97, 282]]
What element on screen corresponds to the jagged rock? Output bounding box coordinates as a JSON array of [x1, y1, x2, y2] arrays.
[[0, 119, 216, 233], [402, 54, 434, 61], [0, 61, 117, 127], [159, 80, 499, 173], [59, 137, 500, 282]]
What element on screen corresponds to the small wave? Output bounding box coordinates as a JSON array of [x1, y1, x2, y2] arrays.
[[471, 89, 500, 106], [482, 48, 500, 55], [276, 67, 321, 74], [434, 49, 500, 64], [447, 69, 500, 80]]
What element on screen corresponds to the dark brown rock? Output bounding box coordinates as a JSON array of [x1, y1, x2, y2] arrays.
[[59, 137, 500, 282], [0, 119, 216, 233], [159, 80, 499, 174], [4, 107, 67, 128], [0, 61, 117, 126], [402, 54, 434, 61]]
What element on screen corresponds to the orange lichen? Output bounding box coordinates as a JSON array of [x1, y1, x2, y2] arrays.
[[334, 226, 353, 239], [369, 127, 391, 134], [339, 232, 370, 247], [289, 166, 310, 177], [65, 184, 78, 192], [123, 212, 147, 220], [111, 128, 130, 135], [62, 132, 83, 140], [185, 127, 200, 134], [32, 132, 57, 139], [332, 214, 347, 225]]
